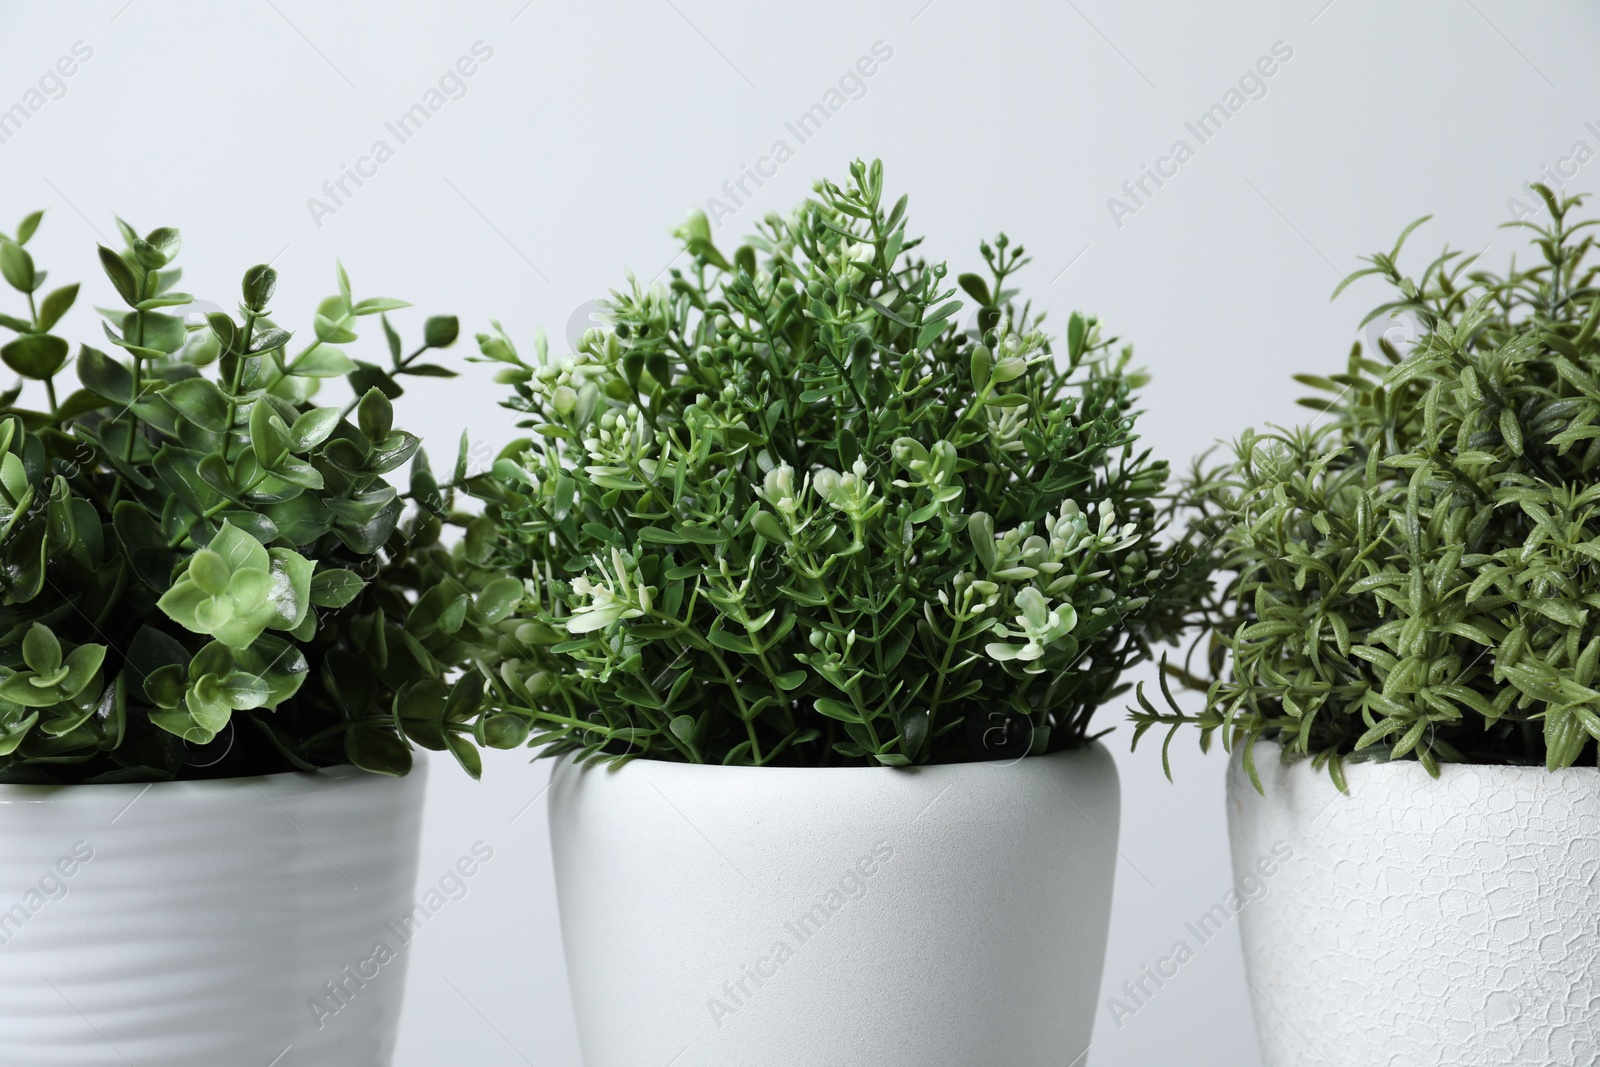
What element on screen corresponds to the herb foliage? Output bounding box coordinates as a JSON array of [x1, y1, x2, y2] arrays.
[[472, 160, 1196, 767], [1135, 187, 1600, 788], [0, 211, 513, 782]]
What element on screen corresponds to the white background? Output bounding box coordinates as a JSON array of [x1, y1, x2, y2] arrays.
[[3, 0, 1598, 1063]]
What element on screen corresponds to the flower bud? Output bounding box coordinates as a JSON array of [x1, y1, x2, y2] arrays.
[[813, 467, 842, 502]]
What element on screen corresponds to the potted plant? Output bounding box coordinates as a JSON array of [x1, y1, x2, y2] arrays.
[[1134, 186, 1600, 1066], [0, 211, 516, 1065], [468, 160, 1200, 1066]]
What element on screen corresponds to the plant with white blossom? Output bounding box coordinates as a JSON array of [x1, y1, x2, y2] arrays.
[[467, 160, 1204, 766]]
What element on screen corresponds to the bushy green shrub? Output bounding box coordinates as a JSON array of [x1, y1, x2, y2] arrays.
[[1135, 187, 1600, 788], [0, 211, 514, 782], [469, 160, 1199, 767]]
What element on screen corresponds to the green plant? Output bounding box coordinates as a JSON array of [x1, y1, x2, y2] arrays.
[[1134, 186, 1600, 788], [0, 210, 515, 783], [468, 159, 1199, 767]]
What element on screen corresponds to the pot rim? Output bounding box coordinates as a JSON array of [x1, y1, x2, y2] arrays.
[[1241, 738, 1600, 779], [556, 739, 1110, 778], [0, 760, 426, 802]]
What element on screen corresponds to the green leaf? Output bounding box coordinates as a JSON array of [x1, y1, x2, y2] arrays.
[[144, 226, 181, 263], [482, 713, 529, 749], [313, 313, 358, 344], [135, 292, 194, 310], [1499, 409, 1523, 455], [1, 334, 68, 379], [15, 211, 42, 246], [207, 312, 238, 356], [750, 510, 788, 545], [813, 698, 860, 723], [249, 399, 290, 466], [969, 344, 992, 391], [916, 316, 952, 351], [444, 731, 482, 779], [352, 296, 411, 316], [289, 408, 341, 451], [0, 712, 39, 757], [77, 344, 134, 403], [265, 548, 314, 631], [0, 241, 36, 292], [0, 676, 65, 708], [148, 705, 213, 745], [366, 431, 421, 474], [475, 577, 524, 623], [349, 360, 403, 399], [707, 628, 756, 654], [22, 623, 61, 676], [636, 526, 689, 544], [668, 714, 697, 745], [438, 594, 469, 635], [143, 663, 186, 709], [112, 500, 175, 589], [242, 264, 277, 312], [309, 568, 366, 608], [98, 246, 140, 305], [1066, 311, 1087, 358], [967, 511, 996, 571], [672, 522, 724, 544], [218, 671, 270, 711], [357, 387, 393, 441], [398, 362, 456, 378], [248, 327, 291, 354], [102, 320, 164, 360], [423, 315, 460, 348], [163, 378, 231, 432], [957, 272, 992, 306], [774, 669, 807, 691], [346, 723, 414, 777], [37, 283, 78, 331], [232, 635, 308, 709]]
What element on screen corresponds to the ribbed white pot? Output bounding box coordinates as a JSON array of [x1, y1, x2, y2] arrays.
[[0, 763, 427, 1066], [1228, 741, 1600, 1067], [548, 743, 1120, 1067]]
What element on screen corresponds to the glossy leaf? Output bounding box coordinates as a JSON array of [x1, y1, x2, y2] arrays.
[[1, 334, 68, 379]]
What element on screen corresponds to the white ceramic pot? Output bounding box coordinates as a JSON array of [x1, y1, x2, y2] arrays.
[[0, 763, 427, 1066], [548, 743, 1120, 1067], [1228, 741, 1600, 1067]]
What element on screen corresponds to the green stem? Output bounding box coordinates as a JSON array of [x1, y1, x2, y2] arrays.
[[922, 611, 967, 745], [123, 311, 145, 468], [221, 311, 257, 464], [340, 341, 428, 419], [620, 671, 697, 761], [167, 468, 269, 548], [842, 682, 881, 751], [728, 598, 799, 735], [106, 309, 147, 509], [260, 309, 349, 392], [91, 557, 130, 632], [641, 606, 763, 761]]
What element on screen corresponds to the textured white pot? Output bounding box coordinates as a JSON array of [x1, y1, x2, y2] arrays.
[[548, 743, 1119, 1067], [0, 762, 427, 1066], [1228, 741, 1600, 1067]]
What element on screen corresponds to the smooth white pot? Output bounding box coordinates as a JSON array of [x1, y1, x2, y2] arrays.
[[548, 743, 1120, 1067], [1228, 741, 1600, 1067], [0, 763, 427, 1066]]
